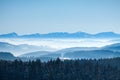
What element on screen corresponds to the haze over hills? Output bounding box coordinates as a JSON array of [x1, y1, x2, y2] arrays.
[[0, 32, 120, 61], [0, 52, 53, 61], [20, 51, 53, 57], [0, 42, 120, 61], [0, 32, 120, 38], [0, 42, 56, 56], [102, 43, 120, 51], [19, 43, 120, 59]]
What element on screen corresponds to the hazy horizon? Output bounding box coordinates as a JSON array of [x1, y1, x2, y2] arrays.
[[0, 0, 120, 34], [0, 38, 118, 56], [0, 31, 120, 35]]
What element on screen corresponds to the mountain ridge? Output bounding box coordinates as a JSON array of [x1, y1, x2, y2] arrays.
[[0, 32, 120, 38]]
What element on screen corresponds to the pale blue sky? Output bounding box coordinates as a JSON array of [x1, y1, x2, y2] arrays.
[[0, 0, 120, 34]]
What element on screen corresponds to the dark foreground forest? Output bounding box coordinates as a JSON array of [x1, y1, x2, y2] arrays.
[[0, 58, 120, 80]]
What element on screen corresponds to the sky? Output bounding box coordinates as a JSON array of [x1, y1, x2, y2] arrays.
[[0, 0, 120, 34]]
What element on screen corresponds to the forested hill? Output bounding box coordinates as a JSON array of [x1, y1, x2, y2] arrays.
[[0, 58, 120, 80]]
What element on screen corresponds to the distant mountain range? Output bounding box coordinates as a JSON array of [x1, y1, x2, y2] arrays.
[[0, 32, 120, 38]]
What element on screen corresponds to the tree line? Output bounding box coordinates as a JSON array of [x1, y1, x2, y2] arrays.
[[0, 58, 120, 80]]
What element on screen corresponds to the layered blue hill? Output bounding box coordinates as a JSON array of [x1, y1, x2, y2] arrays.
[[0, 52, 16, 60]]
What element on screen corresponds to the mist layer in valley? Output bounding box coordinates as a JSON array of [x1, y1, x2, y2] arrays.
[[0, 38, 120, 56]]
